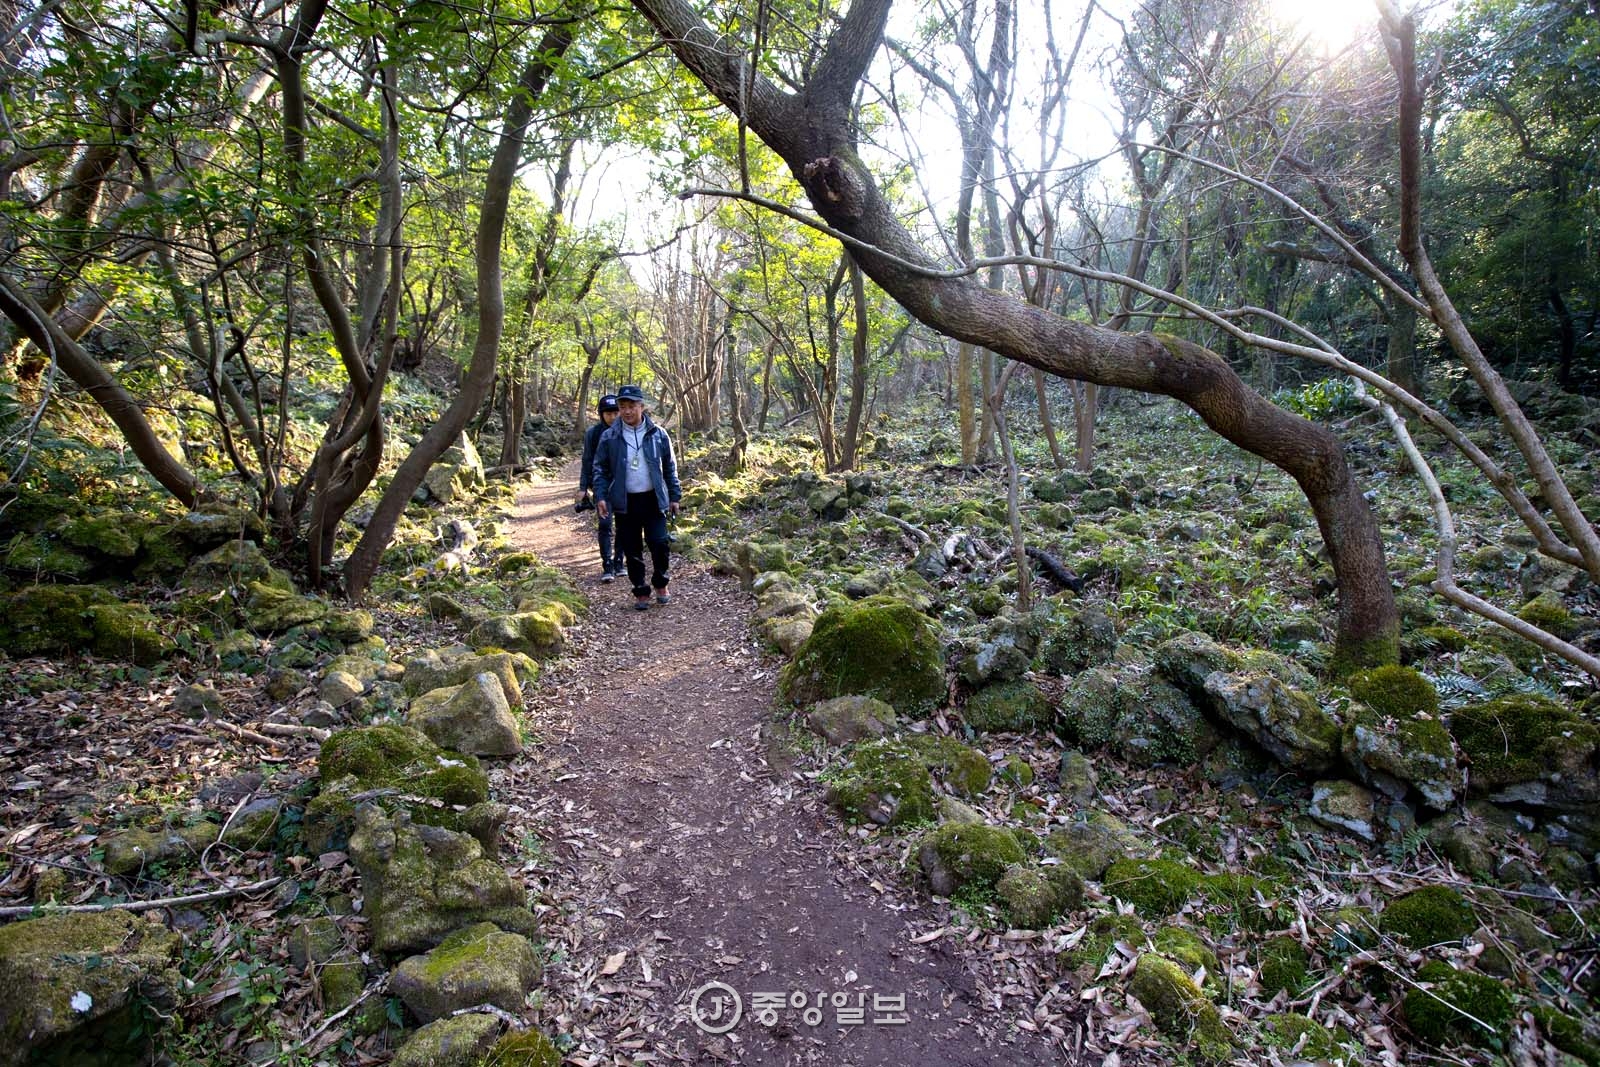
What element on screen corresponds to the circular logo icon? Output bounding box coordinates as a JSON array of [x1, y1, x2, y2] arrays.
[[688, 981, 743, 1034]]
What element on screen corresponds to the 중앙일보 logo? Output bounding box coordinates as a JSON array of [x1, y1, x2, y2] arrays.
[[688, 982, 910, 1034]]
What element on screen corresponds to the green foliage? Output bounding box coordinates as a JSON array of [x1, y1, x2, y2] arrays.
[[1381, 886, 1477, 946], [1402, 961, 1513, 1048], [1276, 378, 1359, 420]]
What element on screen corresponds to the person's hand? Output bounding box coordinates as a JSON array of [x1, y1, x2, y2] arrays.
[[668, 501, 681, 516], [574, 491, 586, 505], [596, 500, 609, 519]]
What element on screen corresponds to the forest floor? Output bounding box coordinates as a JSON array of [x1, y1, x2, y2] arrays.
[[500, 462, 1066, 1066]]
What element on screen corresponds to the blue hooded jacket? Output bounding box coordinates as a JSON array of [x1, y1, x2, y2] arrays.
[[592, 414, 682, 515]]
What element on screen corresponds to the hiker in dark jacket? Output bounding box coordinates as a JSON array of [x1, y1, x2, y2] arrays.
[[593, 384, 682, 610], [577, 393, 623, 581]]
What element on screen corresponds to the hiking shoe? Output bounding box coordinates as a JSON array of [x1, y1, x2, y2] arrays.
[[655, 592, 672, 605], [600, 565, 615, 583], [634, 595, 651, 612]]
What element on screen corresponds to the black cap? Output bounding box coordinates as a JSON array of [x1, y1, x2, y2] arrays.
[[597, 393, 619, 413], [616, 384, 647, 403]]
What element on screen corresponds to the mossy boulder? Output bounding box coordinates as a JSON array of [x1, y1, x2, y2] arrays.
[[242, 581, 329, 633], [347, 808, 536, 956], [484, 1030, 564, 1067], [172, 502, 265, 549], [1055, 664, 1215, 767], [390, 1012, 501, 1067], [85, 602, 175, 664], [181, 539, 291, 592], [390, 923, 540, 1023], [403, 649, 536, 709], [824, 739, 937, 827], [806, 695, 897, 745], [903, 734, 992, 796], [915, 823, 1028, 897], [1341, 701, 1459, 810], [2, 532, 93, 579], [466, 604, 570, 659], [1516, 590, 1581, 641], [1200, 671, 1341, 772], [1348, 664, 1439, 717], [996, 863, 1083, 927], [1256, 936, 1310, 996], [1043, 810, 1141, 879], [1035, 605, 1118, 675], [407, 674, 523, 757], [1152, 927, 1219, 981], [0, 910, 181, 1066], [1103, 857, 1203, 918], [419, 435, 486, 505], [1128, 953, 1233, 1061], [1056, 749, 1097, 803], [962, 680, 1051, 733], [55, 510, 145, 561], [1449, 694, 1600, 810], [102, 820, 221, 877], [780, 595, 944, 716], [1531, 1005, 1600, 1066], [305, 725, 490, 853], [1402, 961, 1512, 1047], [0, 583, 113, 656], [1382, 886, 1476, 946], [1260, 1013, 1357, 1062], [1308, 779, 1378, 842], [733, 541, 793, 590]]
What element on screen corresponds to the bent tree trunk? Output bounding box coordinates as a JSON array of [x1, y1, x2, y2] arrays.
[[631, 0, 1399, 670], [343, 27, 574, 600]]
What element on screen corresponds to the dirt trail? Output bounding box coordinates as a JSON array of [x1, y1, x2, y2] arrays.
[[503, 463, 1063, 1066]]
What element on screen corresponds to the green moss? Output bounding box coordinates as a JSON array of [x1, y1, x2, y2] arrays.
[[1329, 628, 1401, 678], [999, 755, 1034, 790], [1417, 626, 1468, 653], [319, 961, 366, 1011], [780, 595, 945, 715], [824, 739, 937, 827], [904, 735, 992, 796], [87, 602, 175, 664], [1348, 664, 1439, 717], [1260, 1013, 1355, 1062], [482, 1029, 563, 1067], [1531, 1005, 1600, 1066], [1257, 936, 1310, 996], [1517, 591, 1579, 640], [1152, 927, 1218, 980], [1382, 886, 1476, 946], [1128, 953, 1233, 1061], [307, 726, 490, 851], [1103, 857, 1203, 918], [1449, 694, 1599, 792], [1403, 961, 1512, 1047], [0, 583, 113, 655], [57, 511, 144, 559], [962, 680, 1050, 733], [918, 823, 1027, 896], [996, 863, 1083, 927], [1043, 810, 1139, 880]]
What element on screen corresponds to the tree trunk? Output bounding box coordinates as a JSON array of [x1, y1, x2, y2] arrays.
[[344, 27, 574, 599], [631, 0, 1399, 669]]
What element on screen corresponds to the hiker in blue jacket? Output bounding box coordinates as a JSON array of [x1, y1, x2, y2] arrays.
[[577, 393, 624, 581], [593, 384, 682, 610]]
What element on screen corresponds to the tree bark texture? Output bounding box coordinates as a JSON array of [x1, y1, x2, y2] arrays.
[[630, 0, 1399, 668]]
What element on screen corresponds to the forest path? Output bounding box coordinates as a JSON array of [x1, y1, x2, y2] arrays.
[[502, 461, 1062, 1067]]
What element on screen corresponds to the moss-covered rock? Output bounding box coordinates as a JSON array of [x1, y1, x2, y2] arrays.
[[1308, 779, 1378, 842], [805, 695, 897, 745], [1043, 810, 1140, 880], [915, 823, 1028, 897], [1128, 953, 1233, 1061], [1035, 605, 1118, 675], [1449, 694, 1600, 810], [733, 541, 793, 590], [406, 674, 523, 757], [1341, 700, 1459, 810], [1152, 927, 1219, 981], [483, 1029, 564, 1067], [403, 649, 536, 709], [102, 820, 221, 876], [1259, 1013, 1357, 1062], [347, 808, 536, 956], [1382, 886, 1476, 946], [1103, 857, 1203, 918], [181, 539, 291, 593], [56, 510, 145, 561], [319, 960, 366, 1012], [780, 595, 944, 716], [86, 602, 175, 664], [1531, 1005, 1600, 1066], [1402, 961, 1512, 1047], [903, 734, 992, 796], [1056, 664, 1215, 766], [2, 532, 94, 579], [390, 1012, 501, 1067], [0, 910, 180, 1065], [962, 680, 1050, 733], [0, 583, 113, 655], [996, 863, 1083, 927], [1348, 664, 1439, 717], [1516, 591, 1580, 641], [1056, 749, 1097, 802], [242, 581, 329, 633], [1257, 936, 1310, 996], [1061, 911, 1144, 977], [824, 739, 937, 827], [1201, 671, 1341, 772], [305, 725, 490, 852], [391, 923, 540, 1023]]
